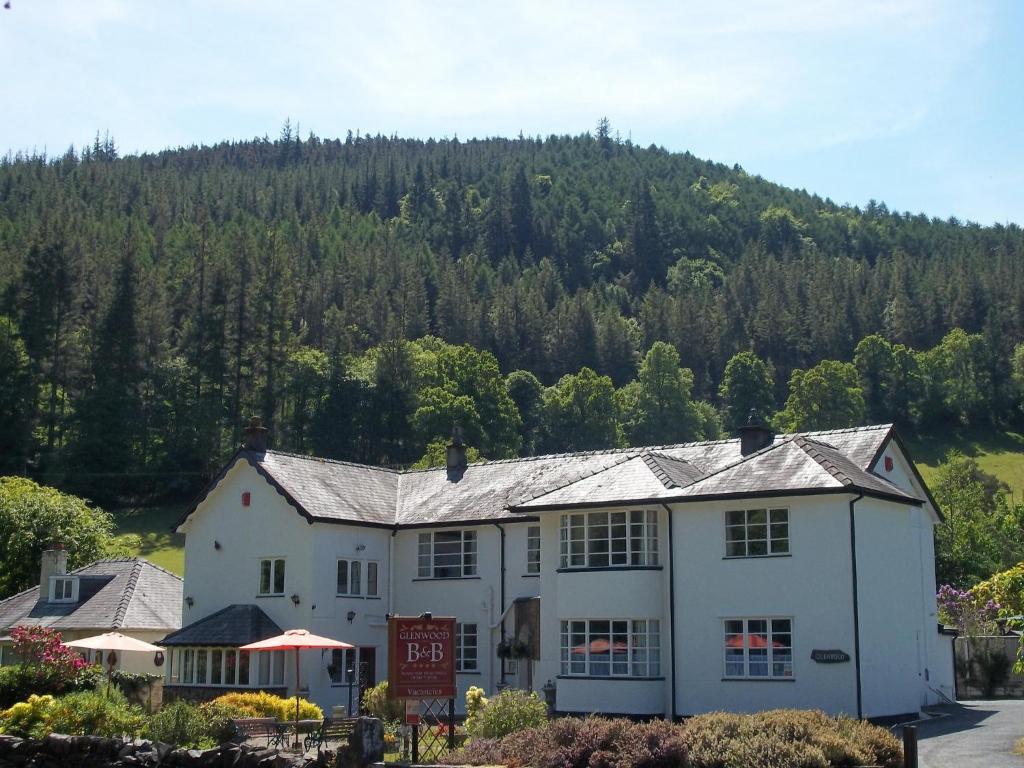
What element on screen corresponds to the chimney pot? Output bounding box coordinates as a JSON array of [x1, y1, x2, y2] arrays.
[[242, 417, 269, 452], [446, 425, 468, 474], [738, 409, 774, 456]]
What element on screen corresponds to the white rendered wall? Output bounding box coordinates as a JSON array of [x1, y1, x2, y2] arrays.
[[671, 495, 859, 717]]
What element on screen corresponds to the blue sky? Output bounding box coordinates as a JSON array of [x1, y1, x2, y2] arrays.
[[2, 0, 1021, 224]]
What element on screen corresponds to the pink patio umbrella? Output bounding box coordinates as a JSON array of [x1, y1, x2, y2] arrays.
[[240, 629, 353, 747]]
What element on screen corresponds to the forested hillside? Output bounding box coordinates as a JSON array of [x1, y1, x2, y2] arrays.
[[1, 123, 1023, 507]]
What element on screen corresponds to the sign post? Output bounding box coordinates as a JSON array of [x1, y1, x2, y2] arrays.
[[388, 614, 457, 763]]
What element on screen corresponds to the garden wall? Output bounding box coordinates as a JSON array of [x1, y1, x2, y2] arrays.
[[954, 636, 1024, 698], [0, 733, 320, 768]]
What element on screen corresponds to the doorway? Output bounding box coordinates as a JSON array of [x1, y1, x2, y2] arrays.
[[357, 646, 376, 712]]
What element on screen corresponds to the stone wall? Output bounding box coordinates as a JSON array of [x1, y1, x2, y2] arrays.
[[954, 636, 1023, 698], [0, 734, 323, 768]]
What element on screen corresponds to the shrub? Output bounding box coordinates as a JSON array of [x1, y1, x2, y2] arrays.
[[44, 689, 146, 738], [444, 708, 901, 768], [361, 681, 403, 722], [210, 691, 322, 722], [0, 694, 56, 738], [145, 700, 238, 748], [0, 662, 103, 709], [464, 688, 548, 740]]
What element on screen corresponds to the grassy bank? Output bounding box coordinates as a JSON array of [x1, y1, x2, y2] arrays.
[[112, 505, 186, 574], [907, 427, 1024, 500]]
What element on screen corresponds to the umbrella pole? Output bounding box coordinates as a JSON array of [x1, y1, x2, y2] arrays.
[[294, 649, 301, 750]]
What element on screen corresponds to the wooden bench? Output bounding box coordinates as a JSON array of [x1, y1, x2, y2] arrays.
[[230, 717, 287, 749], [303, 716, 358, 754]]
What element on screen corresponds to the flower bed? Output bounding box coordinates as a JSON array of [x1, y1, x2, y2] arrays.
[[443, 710, 902, 768]]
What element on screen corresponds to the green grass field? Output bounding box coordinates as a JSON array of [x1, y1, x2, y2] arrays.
[[112, 504, 187, 574], [112, 427, 1024, 577], [906, 427, 1024, 501]]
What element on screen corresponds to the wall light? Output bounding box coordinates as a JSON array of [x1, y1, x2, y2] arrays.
[[185, 596, 194, 608], [291, 594, 301, 606], [346, 611, 356, 623]]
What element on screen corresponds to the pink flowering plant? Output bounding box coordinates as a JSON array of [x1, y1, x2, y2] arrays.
[[936, 585, 1001, 636]]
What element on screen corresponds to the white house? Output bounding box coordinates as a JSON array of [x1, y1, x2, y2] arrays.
[[163, 418, 954, 720]]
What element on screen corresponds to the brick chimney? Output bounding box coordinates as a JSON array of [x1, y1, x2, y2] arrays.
[[738, 409, 774, 456], [39, 542, 68, 595], [242, 416, 269, 452], [446, 425, 468, 475]]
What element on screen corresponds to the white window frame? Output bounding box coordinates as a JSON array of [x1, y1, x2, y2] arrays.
[[337, 558, 380, 597], [329, 647, 360, 686], [559, 619, 661, 678], [456, 623, 478, 672], [172, 647, 255, 687], [49, 576, 78, 603], [725, 508, 789, 557], [258, 557, 286, 596], [526, 525, 541, 574], [723, 617, 794, 679], [559, 510, 658, 569], [417, 530, 478, 579]]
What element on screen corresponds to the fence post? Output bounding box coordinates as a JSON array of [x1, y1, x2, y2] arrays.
[[448, 698, 456, 751], [903, 724, 918, 768], [412, 722, 419, 764]]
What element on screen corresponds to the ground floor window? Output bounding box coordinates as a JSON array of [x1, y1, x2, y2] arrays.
[[723, 618, 793, 679], [456, 623, 478, 672], [559, 619, 660, 677], [171, 647, 269, 687]]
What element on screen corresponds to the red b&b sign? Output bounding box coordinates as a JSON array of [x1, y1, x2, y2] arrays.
[[387, 615, 456, 699]]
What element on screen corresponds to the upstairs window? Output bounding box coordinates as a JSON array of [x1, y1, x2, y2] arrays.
[[337, 559, 379, 597], [418, 531, 478, 578], [50, 577, 77, 603], [725, 508, 789, 557], [526, 526, 541, 574], [559, 510, 658, 568], [259, 558, 286, 595]]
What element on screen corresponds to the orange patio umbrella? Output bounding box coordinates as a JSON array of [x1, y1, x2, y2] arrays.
[[240, 629, 353, 746]]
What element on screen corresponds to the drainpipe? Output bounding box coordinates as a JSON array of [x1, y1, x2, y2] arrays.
[[494, 523, 507, 685], [388, 527, 397, 617], [662, 504, 677, 721], [849, 492, 864, 719]]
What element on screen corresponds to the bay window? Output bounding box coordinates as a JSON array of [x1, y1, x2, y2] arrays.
[[559, 619, 660, 677], [559, 510, 658, 568], [456, 623, 478, 672], [171, 648, 260, 687]]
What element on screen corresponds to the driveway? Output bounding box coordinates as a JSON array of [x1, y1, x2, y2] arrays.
[[901, 700, 1024, 768]]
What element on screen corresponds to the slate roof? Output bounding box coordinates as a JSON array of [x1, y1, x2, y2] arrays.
[[159, 604, 281, 647], [179, 424, 923, 528], [0, 558, 182, 633]]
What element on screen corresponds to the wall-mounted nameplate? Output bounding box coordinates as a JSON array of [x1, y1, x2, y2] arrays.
[[811, 649, 850, 664]]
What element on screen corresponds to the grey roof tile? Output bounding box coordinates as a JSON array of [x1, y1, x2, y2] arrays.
[[184, 424, 907, 526], [0, 558, 182, 633], [159, 604, 281, 647]]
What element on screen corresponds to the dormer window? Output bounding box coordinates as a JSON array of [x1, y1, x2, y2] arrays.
[[50, 576, 78, 603]]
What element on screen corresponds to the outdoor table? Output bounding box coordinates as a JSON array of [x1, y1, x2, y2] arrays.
[[282, 719, 323, 751]]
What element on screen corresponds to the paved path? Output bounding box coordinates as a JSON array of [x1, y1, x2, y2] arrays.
[[902, 700, 1024, 768]]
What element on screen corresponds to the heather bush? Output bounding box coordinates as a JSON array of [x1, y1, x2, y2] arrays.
[[444, 708, 901, 768]]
